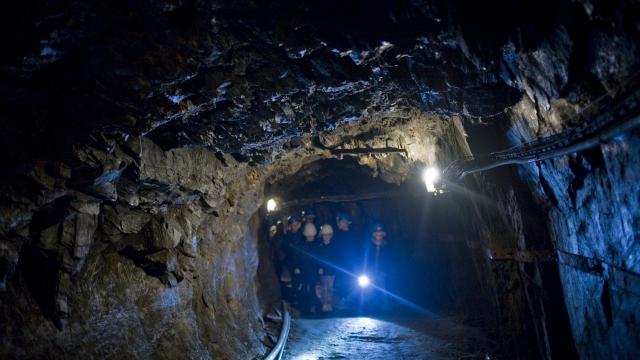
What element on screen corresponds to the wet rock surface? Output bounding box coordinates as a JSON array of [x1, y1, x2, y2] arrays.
[[502, 99, 640, 359], [284, 315, 491, 360]]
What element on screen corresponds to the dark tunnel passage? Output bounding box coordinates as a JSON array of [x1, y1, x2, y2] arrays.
[[255, 158, 579, 359], [1, 0, 640, 359], [259, 158, 479, 314]]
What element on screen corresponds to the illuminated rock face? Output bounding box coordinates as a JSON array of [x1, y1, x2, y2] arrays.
[[506, 99, 640, 359], [0, 0, 638, 358]]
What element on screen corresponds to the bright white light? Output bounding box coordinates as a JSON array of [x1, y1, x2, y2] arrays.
[[358, 275, 371, 288], [266, 198, 277, 212], [422, 167, 440, 192]]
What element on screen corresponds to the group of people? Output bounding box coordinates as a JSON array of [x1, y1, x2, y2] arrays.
[[271, 208, 392, 315]]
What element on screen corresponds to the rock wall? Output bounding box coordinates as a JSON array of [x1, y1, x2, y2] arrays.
[[452, 1, 640, 357], [507, 99, 640, 359], [450, 159, 574, 358], [0, 137, 268, 359]]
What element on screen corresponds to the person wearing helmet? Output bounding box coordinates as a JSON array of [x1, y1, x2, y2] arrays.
[[316, 224, 337, 312], [365, 223, 388, 271], [333, 212, 356, 298], [336, 212, 352, 232], [301, 208, 317, 225], [269, 222, 285, 286], [302, 222, 317, 241], [287, 215, 302, 233], [283, 215, 304, 304], [362, 223, 392, 312], [269, 224, 278, 238], [298, 222, 321, 313]]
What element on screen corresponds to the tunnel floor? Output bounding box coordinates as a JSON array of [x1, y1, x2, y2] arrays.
[[283, 314, 492, 360]]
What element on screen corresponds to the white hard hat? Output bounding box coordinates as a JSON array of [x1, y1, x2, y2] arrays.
[[303, 223, 317, 237], [319, 224, 334, 235]]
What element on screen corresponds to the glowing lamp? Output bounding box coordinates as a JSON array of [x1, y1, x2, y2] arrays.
[[358, 275, 371, 288], [266, 199, 277, 212], [422, 167, 440, 192]]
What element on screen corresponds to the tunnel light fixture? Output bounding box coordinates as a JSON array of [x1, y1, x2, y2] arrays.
[[422, 167, 440, 193], [266, 198, 278, 212], [358, 274, 371, 288]]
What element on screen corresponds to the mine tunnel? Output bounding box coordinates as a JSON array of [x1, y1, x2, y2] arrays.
[[1, 0, 639, 359]]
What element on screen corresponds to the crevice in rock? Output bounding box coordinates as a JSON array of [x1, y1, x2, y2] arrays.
[[538, 164, 559, 208], [18, 245, 59, 323], [118, 246, 178, 280], [601, 280, 614, 328]]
